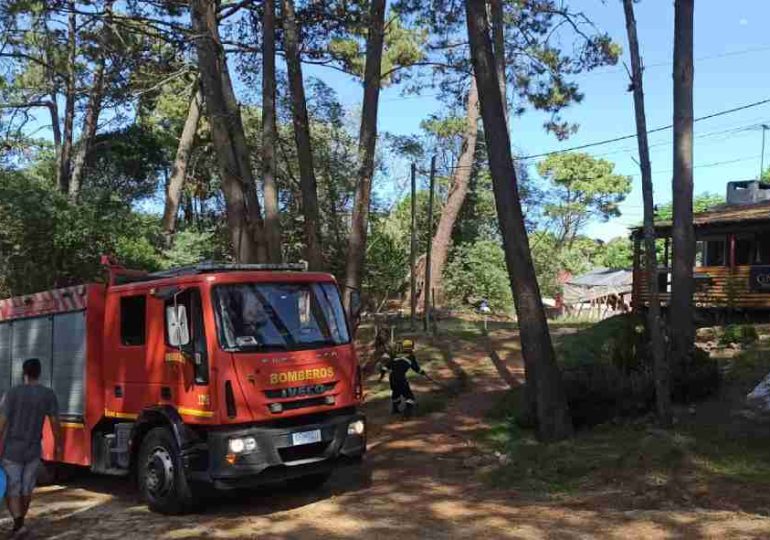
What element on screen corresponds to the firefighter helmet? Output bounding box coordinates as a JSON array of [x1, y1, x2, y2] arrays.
[[401, 339, 415, 353]]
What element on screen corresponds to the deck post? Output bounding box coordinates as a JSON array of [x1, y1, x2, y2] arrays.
[[729, 234, 736, 268]]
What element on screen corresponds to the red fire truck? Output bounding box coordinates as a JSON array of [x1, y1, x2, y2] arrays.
[[0, 261, 366, 513]]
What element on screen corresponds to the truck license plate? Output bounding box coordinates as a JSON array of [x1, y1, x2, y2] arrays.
[[291, 429, 321, 446]]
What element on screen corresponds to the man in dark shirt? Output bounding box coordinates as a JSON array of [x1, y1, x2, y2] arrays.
[[0, 358, 62, 536]]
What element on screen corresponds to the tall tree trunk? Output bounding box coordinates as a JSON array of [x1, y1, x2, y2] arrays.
[[489, 0, 507, 124], [670, 0, 695, 370], [162, 86, 203, 241], [42, 19, 61, 158], [343, 0, 386, 313], [57, 4, 76, 195], [623, 0, 671, 426], [424, 77, 479, 306], [69, 54, 106, 201], [466, 0, 572, 442], [47, 100, 61, 151], [190, 0, 265, 263], [262, 0, 282, 263], [282, 0, 322, 270], [69, 0, 114, 202]]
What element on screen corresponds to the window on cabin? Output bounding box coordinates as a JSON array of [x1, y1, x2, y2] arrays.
[[756, 233, 770, 264], [735, 236, 754, 266], [695, 241, 704, 267], [703, 238, 726, 266]]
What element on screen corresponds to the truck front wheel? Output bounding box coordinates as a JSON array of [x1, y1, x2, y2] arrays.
[[137, 427, 196, 514]]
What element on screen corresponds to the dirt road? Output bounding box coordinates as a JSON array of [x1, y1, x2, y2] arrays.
[[18, 329, 770, 539]]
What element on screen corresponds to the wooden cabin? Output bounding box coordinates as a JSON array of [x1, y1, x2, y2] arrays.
[[632, 181, 770, 312]]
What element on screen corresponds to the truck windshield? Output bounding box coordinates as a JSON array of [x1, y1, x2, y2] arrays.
[[213, 282, 350, 352]]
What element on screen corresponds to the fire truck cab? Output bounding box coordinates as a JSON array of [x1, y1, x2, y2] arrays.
[[0, 262, 366, 513]]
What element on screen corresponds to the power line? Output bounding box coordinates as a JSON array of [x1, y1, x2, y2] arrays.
[[581, 44, 770, 77], [529, 121, 764, 162], [515, 97, 770, 161], [644, 44, 770, 69], [440, 121, 768, 172]]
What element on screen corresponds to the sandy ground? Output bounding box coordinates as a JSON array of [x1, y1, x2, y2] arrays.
[[12, 328, 770, 539]]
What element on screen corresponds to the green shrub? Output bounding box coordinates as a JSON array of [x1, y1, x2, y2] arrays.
[[671, 348, 721, 402], [552, 315, 721, 428], [556, 314, 645, 371], [719, 324, 758, 346], [0, 170, 165, 294], [561, 363, 653, 428], [444, 241, 513, 312]]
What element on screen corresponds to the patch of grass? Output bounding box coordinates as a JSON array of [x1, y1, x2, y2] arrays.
[[549, 317, 600, 329], [689, 427, 770, 484], [415, 391, 451, 416], [723, 344, 770, 387], [476, 388, 526, 455], [485, 424, 693, 494], [479, 391, 770, 499]]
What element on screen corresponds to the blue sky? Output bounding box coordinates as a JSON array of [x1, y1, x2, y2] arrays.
[[306, 0, 770, 241]]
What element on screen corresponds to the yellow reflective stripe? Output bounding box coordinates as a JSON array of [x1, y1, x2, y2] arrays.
[[61, 422, 85, 429], [104, 409, 139, 420], [177, 407, 214, 418], [105, 407, 213, 420]]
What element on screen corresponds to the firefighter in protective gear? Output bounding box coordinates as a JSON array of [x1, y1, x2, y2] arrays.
[[379, 339, 425, 415]]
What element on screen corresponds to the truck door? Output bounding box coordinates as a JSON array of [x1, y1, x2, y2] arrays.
[[161, 288, 211, 417]]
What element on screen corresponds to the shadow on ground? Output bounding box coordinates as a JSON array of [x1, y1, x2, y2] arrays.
[[20, 321, 770, 539]]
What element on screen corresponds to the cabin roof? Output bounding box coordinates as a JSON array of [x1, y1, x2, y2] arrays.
[[563, 268, 633, 304], [566, 267, 632, 288], [633, 200, 770, 236]]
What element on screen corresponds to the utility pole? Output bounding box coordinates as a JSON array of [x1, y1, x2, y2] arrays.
[[410, 162, 417, 330], [761, 124, 770, 179], [423, 156, 436, 333]]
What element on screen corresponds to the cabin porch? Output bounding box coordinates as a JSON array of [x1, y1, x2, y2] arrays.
[[632, 201, 770, 311]]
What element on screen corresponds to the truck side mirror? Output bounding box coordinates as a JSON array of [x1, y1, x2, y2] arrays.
[[166, 305, 190, 347]]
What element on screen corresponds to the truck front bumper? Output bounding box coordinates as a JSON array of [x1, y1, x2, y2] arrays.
[[189, 411, 366, 490]]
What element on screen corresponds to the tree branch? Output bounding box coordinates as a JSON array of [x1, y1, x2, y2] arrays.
[[0, 100, 53, 109], [218, 0, 258, 20]]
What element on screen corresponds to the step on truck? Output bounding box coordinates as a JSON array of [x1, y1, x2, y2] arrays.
[[0, 261, 366, 513]]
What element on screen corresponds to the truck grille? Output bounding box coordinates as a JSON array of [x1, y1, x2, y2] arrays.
[[276, 396, 330, 412], [265, 382, 336, 400], [279, 442, 330, 463]]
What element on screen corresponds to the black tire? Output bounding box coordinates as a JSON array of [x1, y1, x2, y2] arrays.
[[137, 427, 196, 514], [286, 471, 332, 491]]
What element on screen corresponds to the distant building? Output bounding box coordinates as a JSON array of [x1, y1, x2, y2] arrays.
[[562, 268, 633, 320]]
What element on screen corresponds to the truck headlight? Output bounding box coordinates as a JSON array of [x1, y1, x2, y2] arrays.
[[244, 437, 258, 452], [228, 436, 257, 454], [229, 438, 245, 454], [347, 420, 365, 436]]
